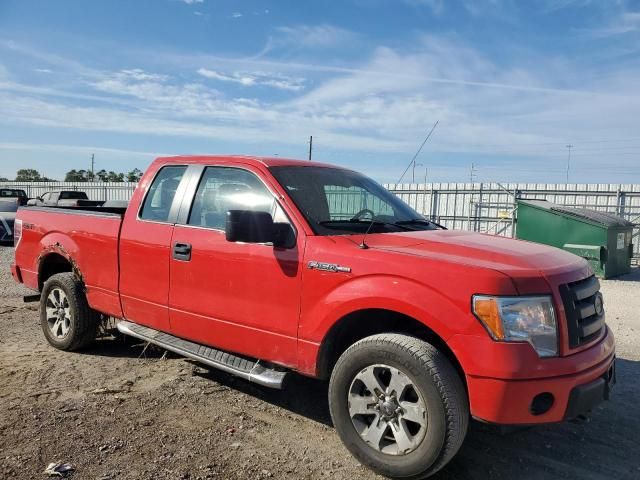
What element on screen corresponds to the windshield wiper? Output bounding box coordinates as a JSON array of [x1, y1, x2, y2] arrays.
[[395, 218, 446, 229], [318, 219, 413, 231]]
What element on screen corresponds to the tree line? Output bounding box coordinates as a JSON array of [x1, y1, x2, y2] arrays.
[[0, 168, 144, 183], [64, 168, 143, 182]]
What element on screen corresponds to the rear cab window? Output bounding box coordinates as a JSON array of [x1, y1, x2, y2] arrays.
[[59, 192, 88, 200], [139, 166, 187, 223]]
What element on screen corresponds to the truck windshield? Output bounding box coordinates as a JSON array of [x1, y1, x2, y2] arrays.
[[269, 166, 438, 235]]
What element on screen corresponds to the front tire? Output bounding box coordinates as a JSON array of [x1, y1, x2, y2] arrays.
[[328, 334, 468, 479], [40, 272, 99, 351]]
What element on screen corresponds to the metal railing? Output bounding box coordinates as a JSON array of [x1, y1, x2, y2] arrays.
[[386, 182, 640, 264], [0, 181, 137, 202], [3, 181, 638, 263]]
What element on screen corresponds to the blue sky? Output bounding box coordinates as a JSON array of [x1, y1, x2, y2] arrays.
[[1, 0, 639, 183]]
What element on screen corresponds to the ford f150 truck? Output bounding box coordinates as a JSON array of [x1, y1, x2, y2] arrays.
[[11, 156, 616, 479]]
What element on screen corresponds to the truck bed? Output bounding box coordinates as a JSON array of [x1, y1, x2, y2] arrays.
[[14, 206, 124, 318]]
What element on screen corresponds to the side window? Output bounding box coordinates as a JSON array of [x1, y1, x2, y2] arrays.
[[188, 167, 285, 230], [139, 166, 187, 222], [41, 193, 50, 203]]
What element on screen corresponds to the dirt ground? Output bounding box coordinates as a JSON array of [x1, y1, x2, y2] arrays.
[[1, 245, 639, 480]]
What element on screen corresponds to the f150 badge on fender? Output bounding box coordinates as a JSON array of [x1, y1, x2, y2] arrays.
[[307, 261, 351, 273]]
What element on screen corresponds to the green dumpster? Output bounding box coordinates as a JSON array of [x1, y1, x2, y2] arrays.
[[516, 199, 634, 279]]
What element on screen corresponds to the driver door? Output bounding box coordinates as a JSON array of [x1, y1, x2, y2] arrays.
[[168, 165, 303, 368]]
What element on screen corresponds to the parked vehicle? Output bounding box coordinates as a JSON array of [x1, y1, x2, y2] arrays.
[[27, 190, 104, 208], [11, 156, 616, 479], [0, 198, 19, 243], [0, 188, 29, 206]]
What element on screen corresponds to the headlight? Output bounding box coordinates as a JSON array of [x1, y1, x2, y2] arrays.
[[472, 295, 558, 357]]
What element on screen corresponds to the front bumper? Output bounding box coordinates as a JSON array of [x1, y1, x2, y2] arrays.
[[450, 327, 615, 424]]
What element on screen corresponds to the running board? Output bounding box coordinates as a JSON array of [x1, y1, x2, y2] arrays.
[[116, 320, 287, 389]]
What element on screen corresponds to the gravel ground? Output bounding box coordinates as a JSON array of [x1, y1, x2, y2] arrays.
[[1, 245, 639, 480]]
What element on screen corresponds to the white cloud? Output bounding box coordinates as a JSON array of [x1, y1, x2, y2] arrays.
[[2, 37, 640, 182], [402, 0, 444, 15], [541, 0, 595, 13], [231, 12, 243, 18], [588, 11, 640, 36], [275, 24, 359, 49], [0, 142, 165, 158], [181, 0, 204, 4], [34, 68, 52, 73], [197, 68, 304, 91]]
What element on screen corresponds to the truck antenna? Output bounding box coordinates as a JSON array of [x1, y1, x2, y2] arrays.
[[358, 218, 376, 249]]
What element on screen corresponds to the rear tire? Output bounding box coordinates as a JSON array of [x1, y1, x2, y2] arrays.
[[328, 333, 468, 479], [40, 272, 99, 351]]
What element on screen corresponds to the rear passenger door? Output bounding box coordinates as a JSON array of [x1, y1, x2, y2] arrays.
[[119, 165, 189, 331], [168, 165, 303, 368]]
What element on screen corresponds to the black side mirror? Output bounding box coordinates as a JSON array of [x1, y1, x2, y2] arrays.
[[225, 210, 275, 244], [225, 210, 296, 248]]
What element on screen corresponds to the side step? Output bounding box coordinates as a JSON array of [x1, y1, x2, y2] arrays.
[[116, 320, 288, 389]]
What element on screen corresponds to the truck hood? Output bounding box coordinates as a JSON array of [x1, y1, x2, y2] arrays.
[[356, 230, 590, 291]]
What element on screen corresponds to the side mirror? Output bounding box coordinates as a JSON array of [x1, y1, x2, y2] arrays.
[[225, 210, 275, 244], [225, 210, 296, 248]]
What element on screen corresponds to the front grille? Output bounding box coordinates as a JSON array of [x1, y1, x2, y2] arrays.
[[559, 276, 605, 348]]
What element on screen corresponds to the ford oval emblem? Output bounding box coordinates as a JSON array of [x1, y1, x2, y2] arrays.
[[594, 293, 604, 316]]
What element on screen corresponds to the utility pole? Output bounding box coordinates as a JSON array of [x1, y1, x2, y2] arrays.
[[90, 153, 95, 181], [565, 144, 573, 183], [469, 162, 477, 183], [412, 162, 423, 183], [308, 136, 313, 161]]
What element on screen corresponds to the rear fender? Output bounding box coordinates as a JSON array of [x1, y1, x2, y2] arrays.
[[37, 233, 82, 286]]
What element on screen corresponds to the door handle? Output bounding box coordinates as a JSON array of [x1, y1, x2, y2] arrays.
[[173, 242, 192, 261]]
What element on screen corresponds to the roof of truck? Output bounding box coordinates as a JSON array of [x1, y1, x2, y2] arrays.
[[153, 155, 344, 170]]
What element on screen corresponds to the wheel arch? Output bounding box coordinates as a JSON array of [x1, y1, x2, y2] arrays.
[[38, 250, 79, 291], [315, 308, 466, 392]]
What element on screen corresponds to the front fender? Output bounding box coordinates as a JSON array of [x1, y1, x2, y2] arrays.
[[299, 274, 481, 344]]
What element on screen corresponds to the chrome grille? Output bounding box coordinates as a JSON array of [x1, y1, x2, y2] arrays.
[[559, 276, 605, 348]]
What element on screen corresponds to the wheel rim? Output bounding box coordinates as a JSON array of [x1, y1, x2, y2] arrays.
[[348, 364, 428, 456], [45, 287, 71, 339]]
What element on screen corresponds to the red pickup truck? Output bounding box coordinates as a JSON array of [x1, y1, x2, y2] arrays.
[[12, 156, 615, 478]]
